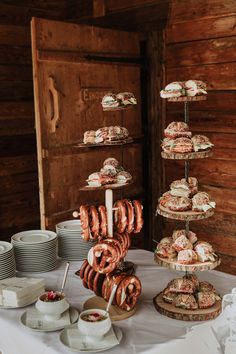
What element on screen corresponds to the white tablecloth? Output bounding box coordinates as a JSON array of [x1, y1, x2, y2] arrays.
[[0, 249, 236, 354]]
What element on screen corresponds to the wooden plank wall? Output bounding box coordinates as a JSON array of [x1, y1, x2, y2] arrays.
[[0, 1, 73, 241], [162, 8, 236, 274]]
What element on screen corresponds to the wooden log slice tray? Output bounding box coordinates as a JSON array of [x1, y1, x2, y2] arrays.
[[80, 181, 133, 191], [75, 137, 134, 148], [103, 105, 136, 111], [154, 253, 221, 272], [83, 296, 136, 321], [168, 96, 207, 102], [156, 204, 214, 221], [161, 149, 213, 160], [153, 292, 221, 321]]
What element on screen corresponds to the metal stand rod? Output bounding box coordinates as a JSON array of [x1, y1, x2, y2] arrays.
[[185, 220, 189, 233], [105, 188, 113, 237], [184, 160, 189, 180], [184, 101, 189, 124]]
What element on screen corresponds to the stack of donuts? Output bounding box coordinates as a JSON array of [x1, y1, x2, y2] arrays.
[[79, 259, 142, 312], [78, 199, 144, 242]]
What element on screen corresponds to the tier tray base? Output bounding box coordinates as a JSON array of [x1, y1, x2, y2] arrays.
[[161, 149, 213, 160], [154, 253, 221, 272], [156, 204, 214, 221], [153, 292, 221, 321]]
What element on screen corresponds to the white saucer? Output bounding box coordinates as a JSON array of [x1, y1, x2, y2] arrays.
[[12, 230, 57, 244], [20, 307, 79, 332], [60, 324, 122, 352]]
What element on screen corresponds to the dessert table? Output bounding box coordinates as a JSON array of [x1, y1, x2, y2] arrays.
[[0, 249, 236, 354]]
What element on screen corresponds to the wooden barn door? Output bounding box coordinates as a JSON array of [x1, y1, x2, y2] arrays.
[[31, 18, 146, 247]]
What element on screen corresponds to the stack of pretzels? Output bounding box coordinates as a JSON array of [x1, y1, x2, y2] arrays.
[[79, 199, 143, 241], [87, 233, 130, 274], [79, 259, 142, 311]]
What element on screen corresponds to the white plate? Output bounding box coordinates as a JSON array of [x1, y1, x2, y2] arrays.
[[56, 220, 82, 231], [20, 307, 79, 332], [12, 230, 57, 244], [0, 241, 13, 254], [60, 324, 122, 353]]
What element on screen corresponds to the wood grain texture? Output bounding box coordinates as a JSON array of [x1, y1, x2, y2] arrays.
[[153, 292, 221, 322], [166, 15, 236, 43]]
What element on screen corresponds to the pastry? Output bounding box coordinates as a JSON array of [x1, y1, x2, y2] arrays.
[[194, 241, 215, 262], [177, 249, 198, 264], [116, 92, 137, 106], [191, 135, 214, 152], [167, 277, 196, 293], [196, 291, 216, 309], [172, 229, 198, 244], [173, 294, 198, 310], [170, 179, 192, 198], [192, 192, 216, 212], [83, 130, 96, 144], [184, 80, 207, 97], [169, 137, 193, 153], [160, 82, 185, 98], [101, 93, 120, 109], [116, 171, 132, 184], [164, 121, 192, 139], [172, 235, 193, 252]]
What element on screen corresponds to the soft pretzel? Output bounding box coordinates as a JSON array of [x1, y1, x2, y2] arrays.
[[98, 205, 107, 237], [102, 237, 123, 260], [132, 200, 144, 233], [114, 233, 126, 258], [93, 272, 105, 296], [88, 243, 118, 274], [79, 260, 89, 279], [89, 205, 100, 240], [116, 275, 142, 311], [87, 268, 97, 291], [80, 205, 91, 241], [114, 200, 127, 233], [123, 199, 135, 233]]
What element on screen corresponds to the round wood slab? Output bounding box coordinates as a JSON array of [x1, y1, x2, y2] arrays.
[[103, 105, 136, 111], [75, 137, 134, 148], [153, 292, 221, 321], [161, 149, 213, 160], [154, 253, 221, 272], [167, 95, 207, 102], [83, 296, 136, 322], [156, 204, 215, 221], [80, 181, 133, 191]]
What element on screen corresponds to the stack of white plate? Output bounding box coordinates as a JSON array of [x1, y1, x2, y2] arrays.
[[11, 230, 58, 272], [56, 220, 94, 261], [0, 241, 16, 280]]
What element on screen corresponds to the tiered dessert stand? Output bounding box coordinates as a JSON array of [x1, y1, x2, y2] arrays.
[[75, 100, 140, 321], [154, 94, 222, 321]]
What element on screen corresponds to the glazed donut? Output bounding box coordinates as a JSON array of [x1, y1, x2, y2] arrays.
[[98, 205, 107, 237], [89, 205, 100, 240], [114, 200, 127, 233], [80, 205, 91, 241], [79, 260, 89, 279], [116, 275, 142, 311], [88, 243, 118, 274], [132, 200, 144, 233], [123, 199, 134, 233]]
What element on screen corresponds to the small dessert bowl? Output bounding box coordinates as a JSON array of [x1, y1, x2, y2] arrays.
[[78, 309, 111, 342], [35, 291, 69, 321]]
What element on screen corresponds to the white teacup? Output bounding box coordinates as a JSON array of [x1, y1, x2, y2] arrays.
[[78, 309, 111, 343], [35, 291, 69, 321]]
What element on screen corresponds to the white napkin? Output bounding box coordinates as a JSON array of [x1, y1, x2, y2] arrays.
[[25, 307, 71, 330], [67, 326, 119, 351]]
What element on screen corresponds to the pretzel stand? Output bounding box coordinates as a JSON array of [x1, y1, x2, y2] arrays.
[[154, 94, 222, 321], [76, 99, 142, 321]]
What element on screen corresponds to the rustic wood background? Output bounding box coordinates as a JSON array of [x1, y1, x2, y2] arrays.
[[0, 0, 236, 274]]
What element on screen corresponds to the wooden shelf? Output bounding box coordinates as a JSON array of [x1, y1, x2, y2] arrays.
[[156, 203, 215, 221], [154, 253, 221, 272], [80, 181, 133, 191], [153, 292, 221, 321], [161, 149, 213, 160], [167, 95, 207, 102], [75, 137, 134, 148], [103, 105, 136, 111]]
